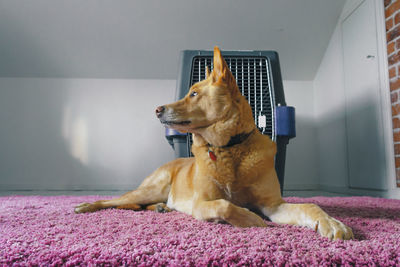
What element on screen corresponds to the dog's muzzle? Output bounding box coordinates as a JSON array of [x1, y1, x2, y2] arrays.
[[155, 105, 191, 127], [155, 106, 165, 118]]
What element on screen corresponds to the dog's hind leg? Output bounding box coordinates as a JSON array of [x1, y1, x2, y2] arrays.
[[74, 163, 173, 213]]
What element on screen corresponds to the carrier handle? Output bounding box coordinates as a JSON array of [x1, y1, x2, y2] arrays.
[[165, 128, 187, 149], [165, 128, 186, 138], [275, 106, 296, 139]]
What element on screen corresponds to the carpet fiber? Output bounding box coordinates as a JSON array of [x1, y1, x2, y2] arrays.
[[1, 196, 400, 266]]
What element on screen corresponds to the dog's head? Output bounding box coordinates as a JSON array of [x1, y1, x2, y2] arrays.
[[156, 47, 254, 145]]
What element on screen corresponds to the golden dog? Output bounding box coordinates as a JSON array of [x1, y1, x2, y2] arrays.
[[75, 47, 353, 240]]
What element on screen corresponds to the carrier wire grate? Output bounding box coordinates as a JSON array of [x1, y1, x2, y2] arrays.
[[187, 56, 276, 156]]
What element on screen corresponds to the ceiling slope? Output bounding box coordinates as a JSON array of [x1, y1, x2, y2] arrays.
[[0, 0, 345, 80]]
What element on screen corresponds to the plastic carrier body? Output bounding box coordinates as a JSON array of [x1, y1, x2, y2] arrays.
[[166, 50, 295, 192]]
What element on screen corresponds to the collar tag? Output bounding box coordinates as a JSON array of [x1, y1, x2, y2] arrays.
[[208, 149, 217, 161]]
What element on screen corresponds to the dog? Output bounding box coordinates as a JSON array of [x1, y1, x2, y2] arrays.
[[75, 46, 353, 240]]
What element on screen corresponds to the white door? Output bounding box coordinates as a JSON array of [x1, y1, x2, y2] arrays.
[[342, 0, 387, 190]]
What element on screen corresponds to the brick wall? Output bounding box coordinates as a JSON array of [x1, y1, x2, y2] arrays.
[[385, 0, 400, 187]]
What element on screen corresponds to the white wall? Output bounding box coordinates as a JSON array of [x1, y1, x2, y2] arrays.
[[283, 81, 318, 189], [313, 19, 349, 189], [313, 0, 366, 190], [0, 78, 176, 190], [0, 78, 316, 191]]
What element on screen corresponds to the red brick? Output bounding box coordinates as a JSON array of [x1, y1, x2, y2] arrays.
[[387, 17, 394, 31], [394, 143, 400, 154], [393, 103, 400, 116], [396, 12, 400, 24], [393, 104, 400, 117], [389, 66, 397, 78], [388, 41, 395, 54], [393, 117, 400, 128], [385, 0, 393, 8], [386, 0, 400, 18], [396, 169, 400, 181], [395, 157, 400, 167], [388, 51, 400, 65], [390, 78, 400, 91], [392, 91, 398, 103], [396, 39, 400, 49], [394, 131, 400, 142], [387, 24, 400, 42]]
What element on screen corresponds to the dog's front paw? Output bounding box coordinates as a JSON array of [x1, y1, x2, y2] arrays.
[[74, 202, 101, 213], [316, 216, 353, 240], [227, 207, 268, 228]]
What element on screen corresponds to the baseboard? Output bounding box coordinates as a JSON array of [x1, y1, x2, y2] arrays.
[[283, 184, 320, 191], [0, 184, 136, 192], [319, 185, 387, 197]]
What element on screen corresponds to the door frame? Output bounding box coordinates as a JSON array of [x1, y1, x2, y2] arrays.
[[374, 0, 400, 198]]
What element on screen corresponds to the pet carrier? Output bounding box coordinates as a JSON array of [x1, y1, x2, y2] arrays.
[[165, 50, 295, 192]]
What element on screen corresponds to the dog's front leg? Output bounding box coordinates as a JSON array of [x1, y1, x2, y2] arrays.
[[192, 199, 267, 227], [262, 202, 353, 240]]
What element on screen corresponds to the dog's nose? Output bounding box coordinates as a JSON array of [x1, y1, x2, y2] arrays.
[[155, 106, 165, 118]]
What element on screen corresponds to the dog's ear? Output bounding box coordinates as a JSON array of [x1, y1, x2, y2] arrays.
[[212, 46, 238, 92], [212, 46, 227, 81], [206, 66, 211, 79]]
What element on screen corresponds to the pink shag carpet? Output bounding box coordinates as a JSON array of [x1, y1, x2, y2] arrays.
[[1, 196, 400, 266]]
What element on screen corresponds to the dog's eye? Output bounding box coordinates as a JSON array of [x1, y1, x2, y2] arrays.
[[190, 91, 198, 97]]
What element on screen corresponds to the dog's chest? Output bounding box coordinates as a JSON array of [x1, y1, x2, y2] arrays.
[[195, 146, 262, 199]]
